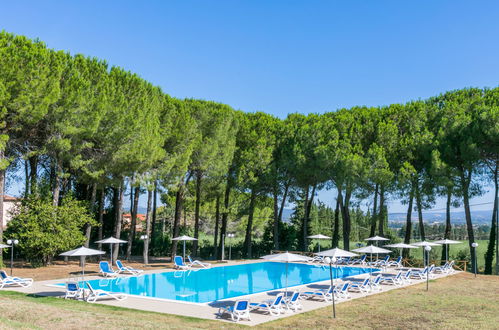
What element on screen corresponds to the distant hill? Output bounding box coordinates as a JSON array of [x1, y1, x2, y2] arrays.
[[388, 210, 493, 225]]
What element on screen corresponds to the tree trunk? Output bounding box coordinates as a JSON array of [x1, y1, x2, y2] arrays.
[[214, 194, 220, 258], [302, 186, 310, 251], [332, 195, 340, 248], [219, 179, 231, 259], [370, 184, 379, 237], [484, 162, 498, 274], [243, 188, 257, 258], [113, 184, 124, 262], [461, 170, 476, 273], [415, 181, 425, 240], [303, 184, 316, 251], [403, 186, 415, 258], [378, 185, 385, 236], [143, 189, 153, 265], [97, 189, 105, 252], [52, 158, 62, 207], [29, 156, 38, 196], [84, 183, 97, 247], [339, 187, 352, 250], [278, 182, 290, 223], [0, 160, 5, 265], [193, 172, 202, 256], [126, 185, 140, 259], [150, 181, 157, 251], [272, 181, 279, 250], [441, 189, 452, 263], [24, 159, 29, 197], [171, 173, 192, 258]]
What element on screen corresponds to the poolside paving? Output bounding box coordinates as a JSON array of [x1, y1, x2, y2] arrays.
[[4, 260, 458, 326]]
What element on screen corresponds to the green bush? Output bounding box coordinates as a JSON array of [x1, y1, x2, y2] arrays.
[[5, 196, 97, 266]]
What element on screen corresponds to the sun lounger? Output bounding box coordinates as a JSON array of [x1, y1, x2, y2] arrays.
[[302, 285, 335, 302], [99, 261, 118, 277], [174, 256, 191, 270], [386, 256, 403, 268], [115, 260, 143, 275], [348, 277, 371, 293], [250, 293, 284, 316], [370, 274, 383, 291], [0, 270, 33, 288], [410, 266, 429, 280], [187, 255, 211, 268], [349, 255, 367, 265], [283, 291, 302, 312], [65, 281, 83, 299], [308, 256, 325, 264], [84, 281, 127, 303], [434, 261, 454, 274], [334, 282, 351, 299], [369, 255, 389, 267], [337, 257, 351, 265], [218, 300, 251, 322], [380, 271, 403, 285]]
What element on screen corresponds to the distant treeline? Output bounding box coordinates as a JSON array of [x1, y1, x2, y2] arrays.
[[0, 31, 497, 273]]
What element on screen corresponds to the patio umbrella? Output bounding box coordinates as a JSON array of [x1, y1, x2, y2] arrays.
[[411, 241, 441, 266], [316, 248, 358, 318], [95, 236, 127, 264], [433, 239, 461, 262], [60, 246, 105, 278], [353, 245, 392, 280], [172, 235, 197, 260], [354, 245, 392, 265], [365, 235, 389, 247], [383, 243, 418, 258], [261, 252, 311, 296], [307, 234, 331, 253]]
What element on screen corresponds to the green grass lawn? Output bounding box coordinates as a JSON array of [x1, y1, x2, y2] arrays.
[[0, 273, 497, 329]]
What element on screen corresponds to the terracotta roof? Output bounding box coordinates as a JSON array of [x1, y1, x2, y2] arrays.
[[3, 195, 20, 202], [123, 213, 147, 221]]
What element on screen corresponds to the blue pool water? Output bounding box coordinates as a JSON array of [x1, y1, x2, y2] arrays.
[[64, 262, 376, 304]]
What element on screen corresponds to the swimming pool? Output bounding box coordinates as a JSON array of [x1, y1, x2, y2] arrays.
[[66, 262, 376, 304]]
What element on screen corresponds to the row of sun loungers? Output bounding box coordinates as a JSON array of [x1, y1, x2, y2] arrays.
[[309, 255, 403, 268], [219, 261, 456, 322]]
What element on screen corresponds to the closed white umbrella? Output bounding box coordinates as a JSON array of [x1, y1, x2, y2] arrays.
[[315, 247, 357, 319], [433, 239, 461, 262], [307, 234, 331, 252], [383, 243, 418, 258], [60, 246, 105, 278], [261, 252, 311, 296], [172, 235, 197, 260], [95, 236, 127, 263]]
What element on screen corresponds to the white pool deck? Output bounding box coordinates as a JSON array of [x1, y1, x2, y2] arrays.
[[5, 260, 458, 326]]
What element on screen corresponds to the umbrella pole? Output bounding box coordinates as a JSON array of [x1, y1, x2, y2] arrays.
[[110, 244, 113, 264], [183, 241, 186, 260], [82, 258, 86, 300], [285, 262, 288, 297]]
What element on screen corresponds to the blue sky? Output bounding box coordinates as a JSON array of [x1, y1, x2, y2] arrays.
[[1, 0, 497, 213]]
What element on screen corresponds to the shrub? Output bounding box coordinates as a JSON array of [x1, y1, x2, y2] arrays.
[[5, 196, 97, 266]]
